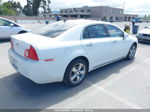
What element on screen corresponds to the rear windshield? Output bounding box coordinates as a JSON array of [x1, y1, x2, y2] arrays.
[[32, 21, 76, 38]]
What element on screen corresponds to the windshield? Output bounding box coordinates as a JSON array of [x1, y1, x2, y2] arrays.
[[32, 21, 76, 38]]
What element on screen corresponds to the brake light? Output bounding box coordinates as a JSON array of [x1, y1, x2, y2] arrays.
[[24, 46, 39, 61], [10, 39, 13, 48]]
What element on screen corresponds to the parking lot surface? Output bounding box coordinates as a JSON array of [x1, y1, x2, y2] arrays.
[[0, 22, 150, 109]]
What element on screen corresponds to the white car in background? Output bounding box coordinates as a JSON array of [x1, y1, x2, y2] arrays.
[[137, 26, 150, 42], [9, 20, 138, 86], [0, 17, 30, 39]]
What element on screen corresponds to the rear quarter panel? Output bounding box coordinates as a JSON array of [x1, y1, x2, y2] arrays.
[[35, 40, 92, 81]]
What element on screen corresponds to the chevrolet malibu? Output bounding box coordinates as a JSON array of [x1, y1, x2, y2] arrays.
[[9, 20, 138, 86]]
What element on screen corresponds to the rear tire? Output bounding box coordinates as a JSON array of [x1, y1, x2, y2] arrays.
[[127, 44, 137, 60], [64, 59, 88, 87]]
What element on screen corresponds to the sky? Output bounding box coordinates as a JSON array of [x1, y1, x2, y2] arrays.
[[4, 0, 150, 15]]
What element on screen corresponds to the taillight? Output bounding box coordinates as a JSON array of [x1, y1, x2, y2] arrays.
[[24, 46, 39, 61], [10, 39, 13, 48]]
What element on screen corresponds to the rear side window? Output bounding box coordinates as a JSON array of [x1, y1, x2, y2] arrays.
[[83, 24, 108, 39], [83, 28, 90, 39], [106, 25, 124, 37]]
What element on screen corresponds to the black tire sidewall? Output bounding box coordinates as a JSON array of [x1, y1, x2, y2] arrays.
[[127, 44, 137, 60], [64, 59, 88, 87]]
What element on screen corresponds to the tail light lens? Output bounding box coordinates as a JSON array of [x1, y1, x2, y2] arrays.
[[24, 46, 39, 61]]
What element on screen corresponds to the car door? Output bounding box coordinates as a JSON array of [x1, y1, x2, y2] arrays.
[[81, 24, 113, 68], [105, 24, 129, 60], [0, 19, 19, 38]]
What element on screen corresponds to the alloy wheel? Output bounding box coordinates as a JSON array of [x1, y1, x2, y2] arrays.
[[70, 63, 86, 84]]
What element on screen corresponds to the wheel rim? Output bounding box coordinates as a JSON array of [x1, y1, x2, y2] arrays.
[[129, 45, 136, 59], [70, 63, 86, 84]]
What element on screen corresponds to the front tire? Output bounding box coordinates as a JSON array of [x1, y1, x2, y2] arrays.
[[64, 59, 88, 87], [127, 44, 137, 60]]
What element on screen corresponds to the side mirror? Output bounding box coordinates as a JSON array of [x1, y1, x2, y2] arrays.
[[10, 23, 14, 27], [123, 32, 128, 40]]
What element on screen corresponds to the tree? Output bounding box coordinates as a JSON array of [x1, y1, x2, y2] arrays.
[[22, 0, 33, 16], [22, 0, 51, 16], [3, 1, 22, 15], [23, 0, 42, 16], [143, 15, 148, 20], [32, 0, 42, 16], [41, 0, 51, 16], [148, 15, 150, 20], [0, 1, 18, 16]]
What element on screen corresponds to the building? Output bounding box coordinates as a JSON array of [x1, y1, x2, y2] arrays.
[[60, 6, 91, 18], [60, 6, 138, 21]]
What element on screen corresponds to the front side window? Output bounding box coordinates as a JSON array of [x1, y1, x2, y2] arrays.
[[0, 19, 11, 26], [106, 25, 124, 37], [0, 19, 4, 26], [83, 25, 108, 39]]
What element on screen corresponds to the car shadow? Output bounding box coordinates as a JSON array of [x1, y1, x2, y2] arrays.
[[0, 39, 10, 43], [0, 59, 134, 109]]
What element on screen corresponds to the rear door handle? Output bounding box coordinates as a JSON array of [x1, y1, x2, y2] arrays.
[[86, 43, 93, 47]]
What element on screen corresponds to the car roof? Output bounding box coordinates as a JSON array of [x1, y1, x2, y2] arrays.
[[59, 19, 118, 31], [62, 19, 111, 26], [55, 19, 118, 41]]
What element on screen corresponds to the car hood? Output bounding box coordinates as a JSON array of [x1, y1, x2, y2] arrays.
[[139, 29, 150, 34]]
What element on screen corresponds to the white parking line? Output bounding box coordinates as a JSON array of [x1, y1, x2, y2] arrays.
[[85, 80, 143, 109]]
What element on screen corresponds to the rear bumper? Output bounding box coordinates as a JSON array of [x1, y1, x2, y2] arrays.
[[8, 48, 63, 84]]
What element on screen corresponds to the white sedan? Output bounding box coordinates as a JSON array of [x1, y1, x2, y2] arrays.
[[0, 17, 30, 39], [9, 20, 138, 86], [137, 26, 150, 42]]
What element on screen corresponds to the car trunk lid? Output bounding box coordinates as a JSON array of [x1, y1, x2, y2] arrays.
[[11, 33, 54, 59]]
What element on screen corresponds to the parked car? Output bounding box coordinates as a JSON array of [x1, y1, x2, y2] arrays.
[[0, 17, 31, 39], [8, 20, 138, 86], [137, 26, 150, 42]]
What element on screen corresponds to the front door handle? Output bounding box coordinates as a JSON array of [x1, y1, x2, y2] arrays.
[[112, 40, 118, 43], [86, 43, 93, 47]]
